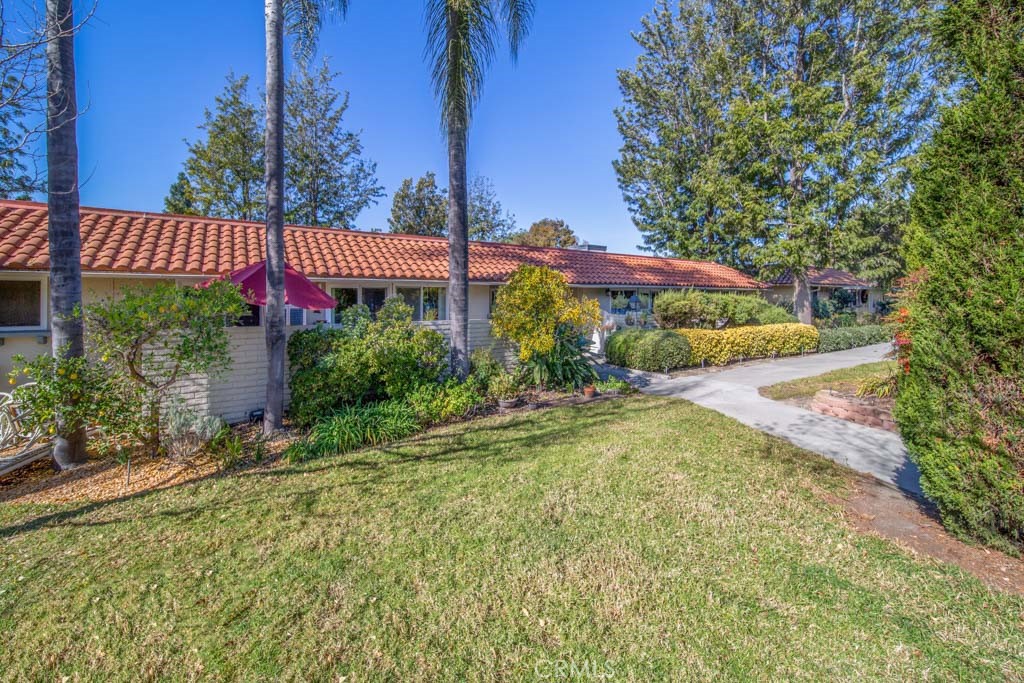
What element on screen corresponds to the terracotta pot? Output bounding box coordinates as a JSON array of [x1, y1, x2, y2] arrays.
[[583, 386, 597, 399]]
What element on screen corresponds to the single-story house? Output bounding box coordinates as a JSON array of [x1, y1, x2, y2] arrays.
[[765, 268, 886, 315], [0, 199, 762, 422]]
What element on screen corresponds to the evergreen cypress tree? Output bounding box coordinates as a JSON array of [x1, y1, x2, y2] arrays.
[[895, 0, 1024, 552]]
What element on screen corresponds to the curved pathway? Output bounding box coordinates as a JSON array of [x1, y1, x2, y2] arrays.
[[601, 344, 921, 495]]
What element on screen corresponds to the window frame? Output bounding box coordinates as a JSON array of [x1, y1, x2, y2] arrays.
[[0, 275, 48, 333]]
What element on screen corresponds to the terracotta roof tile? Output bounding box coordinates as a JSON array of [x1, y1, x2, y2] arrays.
[[0, 200, 763, 289]]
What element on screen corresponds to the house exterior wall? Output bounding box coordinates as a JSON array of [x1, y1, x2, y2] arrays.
[[1, 275, 175, 382], [767, 284, 886, 314]]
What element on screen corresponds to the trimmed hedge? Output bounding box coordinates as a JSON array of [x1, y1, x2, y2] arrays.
[[676, 324, 819, 366], [605, 329, 692, 372], [817, 324, 893, 353]]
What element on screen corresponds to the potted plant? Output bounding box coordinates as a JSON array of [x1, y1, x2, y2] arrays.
[[582, 384, 597, 399], [488, 371, 520, 409]]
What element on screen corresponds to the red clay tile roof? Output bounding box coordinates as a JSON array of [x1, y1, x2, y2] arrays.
[[0, 200, 763, 289], [770, 267, 873, 288]]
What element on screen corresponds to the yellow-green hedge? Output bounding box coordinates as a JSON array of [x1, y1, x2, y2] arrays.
[[675, 323, 819, 366]]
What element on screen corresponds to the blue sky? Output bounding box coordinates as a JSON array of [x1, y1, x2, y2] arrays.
[[69, 0, 657, 254]]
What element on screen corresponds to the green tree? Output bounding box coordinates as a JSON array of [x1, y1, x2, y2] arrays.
[[285, 60, 383, 227], [388, 172, 447, 236], [423, 0, 534, 378], [894, 0, 1024, 553], [615, 0, 938, 321], [164, 172, 197, 215], [86, 281, 248, 453], [44, 0, 86, 468], [467, 175, 516, 241], [167, 74, 265, 220], [508, 218, 577, 248], [0, 77, 41, 199], [389, 172, 516, 241]]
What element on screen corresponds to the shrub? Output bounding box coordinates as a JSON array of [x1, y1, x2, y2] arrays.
[[524, 325, 597, 389], [491, 265, 601, 362], [487, 370, 521, 401], [817, 324, 893, 353], [468, 347, 504, 392], [594, 377, 631, 393], [86, 280, 248, 452], [407, 379, 485, 425], [653, 290, 794, 329], [676, 324, 818, 366], [285, 400, 421, 462], [605, 329, 692, 372], [287, 299, 448, 426], [894, 0, 1024, 553], [161, 401, 225, 460]]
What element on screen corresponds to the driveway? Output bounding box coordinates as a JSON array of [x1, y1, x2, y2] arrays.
[[600, 344, 921, 496]]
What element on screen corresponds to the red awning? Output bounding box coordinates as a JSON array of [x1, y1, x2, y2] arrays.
[[200, 260, 336, 310]]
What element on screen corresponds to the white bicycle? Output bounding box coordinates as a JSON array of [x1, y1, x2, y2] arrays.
[[0, 383, 44, 455]]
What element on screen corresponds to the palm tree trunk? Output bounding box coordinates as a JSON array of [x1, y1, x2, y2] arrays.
[[45, 0, 86, 468], [263, 0, 287, 432], [446, 106, 470, 379], [793, 272, 813, 325]]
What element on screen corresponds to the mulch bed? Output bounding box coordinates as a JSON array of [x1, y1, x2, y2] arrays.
[[0, 423, 296, 505]]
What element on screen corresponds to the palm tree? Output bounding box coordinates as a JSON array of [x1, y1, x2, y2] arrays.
[[424, 0, 533, 378], [263, 0, 348, 433], [45, 0, 86, 468]]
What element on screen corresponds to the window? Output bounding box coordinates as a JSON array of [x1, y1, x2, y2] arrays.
[[288, 307, 306, 326], [362, 288, 387, 317], [489, 287, 500, 317], [609, 290, 636, 314], [0, 279, 43, 329], [860, 289, 869, 305], [397, 286, 422, 321], [331, 287, 357, 321], [396, 286, 447, 322], [236, 303, 261, 327], [422, 287, 446, 321]]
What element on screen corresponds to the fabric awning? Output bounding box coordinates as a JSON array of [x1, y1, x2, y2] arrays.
[[200, 260, 336, 310]]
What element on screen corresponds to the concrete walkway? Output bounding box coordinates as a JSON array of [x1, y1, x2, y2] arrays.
[[601, 344, 921, 495]]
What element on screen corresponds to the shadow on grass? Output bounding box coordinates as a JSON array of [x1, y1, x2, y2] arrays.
[[0, 398, 663, 539]]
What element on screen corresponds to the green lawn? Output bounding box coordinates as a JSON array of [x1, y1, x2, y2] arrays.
[[1, 396, 1020, 681], [760, 361, 898, 400]]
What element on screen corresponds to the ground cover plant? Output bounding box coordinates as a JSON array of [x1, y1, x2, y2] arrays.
[[760, 361, 898, 401], [1, 396, 1021, 680]]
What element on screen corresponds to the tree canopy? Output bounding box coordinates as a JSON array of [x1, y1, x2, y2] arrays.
[[285, 60, 383, 228], [388, 171, 516, 240], [614, 0, 939, 292], [508, 218, 577, 248], [165, 69, 380, 227]]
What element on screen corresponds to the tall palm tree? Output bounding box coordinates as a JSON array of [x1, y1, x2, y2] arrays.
[[425, 0, 533, 378], [263, 0, 348, 433], [45, 0, 86, 468]]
